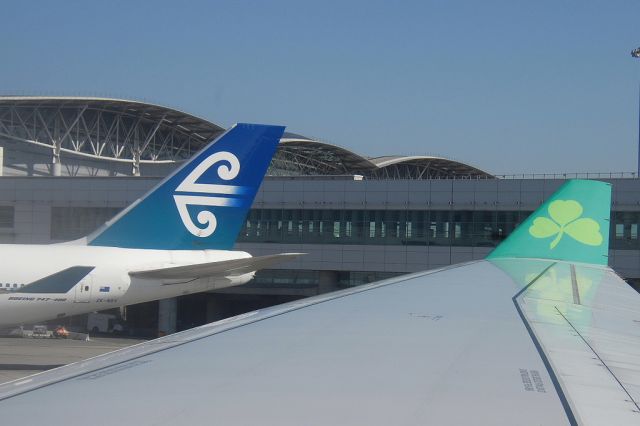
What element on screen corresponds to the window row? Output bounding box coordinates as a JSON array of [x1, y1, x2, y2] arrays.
[[45, 206, 640, 250], [238, 209, 640, 249], [1, 283, 24, 290], [239, 209, 531, 247]]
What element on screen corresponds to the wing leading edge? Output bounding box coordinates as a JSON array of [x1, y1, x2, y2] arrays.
[[129, 253, 304, 279]]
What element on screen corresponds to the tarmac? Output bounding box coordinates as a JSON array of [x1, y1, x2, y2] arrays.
[[0, 336, 146, 383]]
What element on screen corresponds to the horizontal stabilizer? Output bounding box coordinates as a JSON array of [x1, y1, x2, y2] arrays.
[[129, 253, 303, 280]]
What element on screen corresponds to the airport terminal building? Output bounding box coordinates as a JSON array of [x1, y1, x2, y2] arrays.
[[1, 96, 639, 335]]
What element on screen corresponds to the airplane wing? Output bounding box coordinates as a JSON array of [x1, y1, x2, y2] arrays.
[[128, 253, 303, 279], [0, 180, 638, 425]]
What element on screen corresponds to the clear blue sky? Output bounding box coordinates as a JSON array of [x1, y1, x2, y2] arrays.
[[1, 1, 639, 174]]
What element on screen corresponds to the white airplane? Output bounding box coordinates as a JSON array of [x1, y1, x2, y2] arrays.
[[0, 179, 638, 425], [0, 123, 300, 327]]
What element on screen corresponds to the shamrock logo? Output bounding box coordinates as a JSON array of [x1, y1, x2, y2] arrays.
[[529, 200, 603, 249]]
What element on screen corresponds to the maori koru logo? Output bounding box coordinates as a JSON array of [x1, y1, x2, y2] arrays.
[[173, 151, 245, 238]]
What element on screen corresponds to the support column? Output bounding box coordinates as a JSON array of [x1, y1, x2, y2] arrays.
[[52, 141, 62, 176], [132, 151, 141, 176], [318, 270, 340, 295], [158, 297, 177, 336], [132, 122, 141, 176], [52, 159, 61, 176]]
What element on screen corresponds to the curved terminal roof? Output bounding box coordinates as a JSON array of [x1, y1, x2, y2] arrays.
[[366, 155, 491, 179], [272, 135, 492, 179], [0, 96, 224, 140], [274, 135, 374, 175], [0, 96, 224, 165], [0, 96, 492, 179]]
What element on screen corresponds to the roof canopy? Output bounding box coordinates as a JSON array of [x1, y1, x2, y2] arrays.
[[0, 97, 224, 169], [272, 136, 492, 179], [0, 96, 492, 179]]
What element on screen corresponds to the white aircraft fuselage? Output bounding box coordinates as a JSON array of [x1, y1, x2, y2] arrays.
[[0, 244, 252, 326]]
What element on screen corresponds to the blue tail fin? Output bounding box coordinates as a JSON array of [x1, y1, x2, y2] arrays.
[[88, 123, 285, 250]]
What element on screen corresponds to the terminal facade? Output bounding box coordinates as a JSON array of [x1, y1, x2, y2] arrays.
[[1, 97, 638, 335]]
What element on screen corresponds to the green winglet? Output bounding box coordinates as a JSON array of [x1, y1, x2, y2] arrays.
[[487, 180, 611, 265]]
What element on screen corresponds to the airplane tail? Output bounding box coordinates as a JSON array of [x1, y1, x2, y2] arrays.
[[87, 123, 285, 250], [487, 179, 611, 265]]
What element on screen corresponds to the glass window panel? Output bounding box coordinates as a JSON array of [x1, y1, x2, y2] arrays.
[[0, 206, 14, 228], [51, 207, 121, 241]]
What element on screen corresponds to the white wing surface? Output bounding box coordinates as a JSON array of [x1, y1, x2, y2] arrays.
[[0, 258, 638, 425]]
